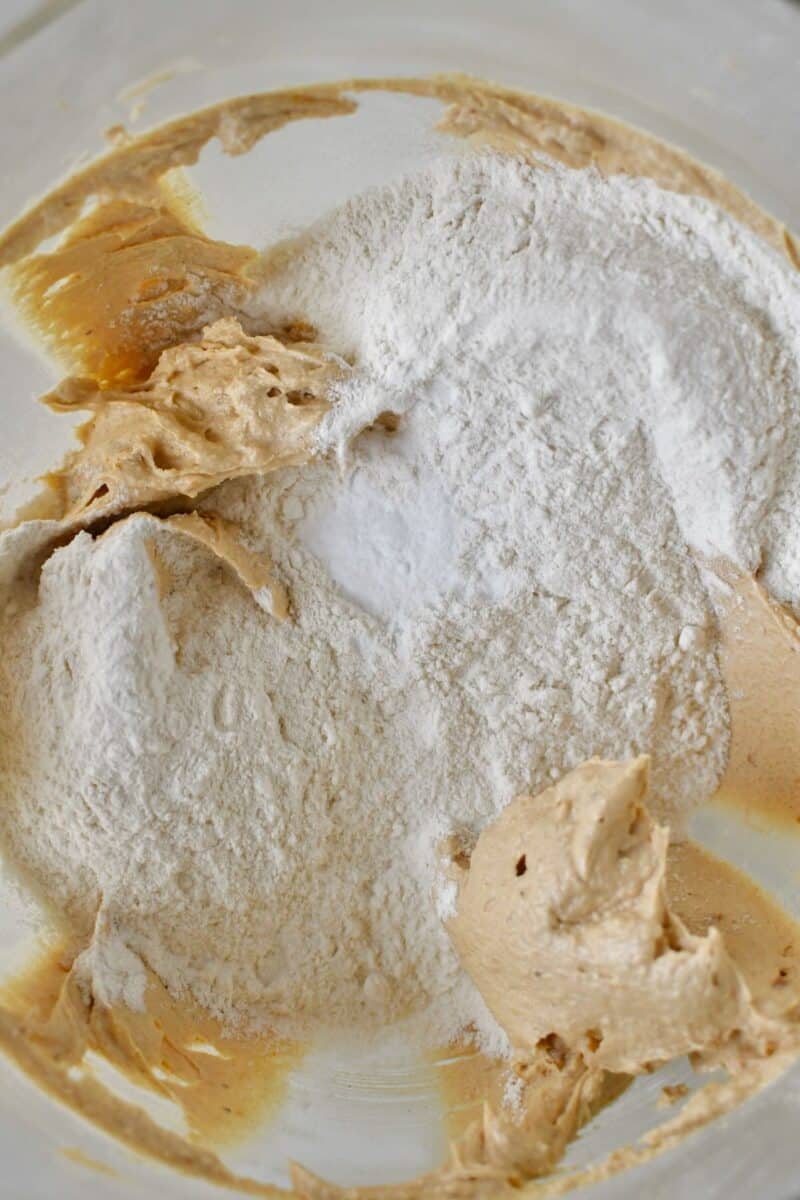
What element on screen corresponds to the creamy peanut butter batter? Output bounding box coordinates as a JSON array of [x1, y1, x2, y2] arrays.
[[0, 944, 301, 1154], [106, 508, 291, 618], [0, 72, 798, 1199], [448, 758, 791, 1077], [430, 841, 800, 1200], [35, 316, 339, 526], [713, 564, 800, 826]]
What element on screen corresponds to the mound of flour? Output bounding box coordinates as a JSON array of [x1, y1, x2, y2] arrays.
[[1, 152, 799, 1046]]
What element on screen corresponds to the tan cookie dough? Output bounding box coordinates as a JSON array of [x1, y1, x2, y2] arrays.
[[713, 564, 800, 826], [101, 509, 291, 618], [156, 510, 289, 618], [0, 946, 299, 1197], [36, 317, 340, 526], [447, 758, 787, 1077]]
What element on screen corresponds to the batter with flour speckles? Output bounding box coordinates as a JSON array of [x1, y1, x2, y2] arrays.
[[0, 75, 798, 1197]]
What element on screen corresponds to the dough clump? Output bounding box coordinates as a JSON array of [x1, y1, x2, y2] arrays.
[[448, 758, 787, 1076], [38, 317, 340, 525]]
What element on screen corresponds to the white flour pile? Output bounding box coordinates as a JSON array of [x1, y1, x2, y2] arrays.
[[1, 152, 799, 1048]]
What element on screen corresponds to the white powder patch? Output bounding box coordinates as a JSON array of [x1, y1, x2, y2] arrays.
[[503, 1071, 525, 1117], [1, 153, 799, 1051], [293, 435, 460, 622]]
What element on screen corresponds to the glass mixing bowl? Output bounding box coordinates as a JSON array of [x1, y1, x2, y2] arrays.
[[0, 2, 798, 1197]]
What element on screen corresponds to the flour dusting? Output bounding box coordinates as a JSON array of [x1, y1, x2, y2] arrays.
[[1, 152, 799, 1047]]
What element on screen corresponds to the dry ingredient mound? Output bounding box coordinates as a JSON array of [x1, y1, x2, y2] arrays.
[[1, 152, 799, 1046]]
